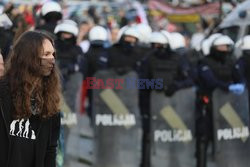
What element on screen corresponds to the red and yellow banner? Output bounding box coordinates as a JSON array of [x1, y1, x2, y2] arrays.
[[148, 0, 220, 22]]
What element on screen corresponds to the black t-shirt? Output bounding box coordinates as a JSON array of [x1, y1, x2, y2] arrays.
[[8, 114, 40, 167]]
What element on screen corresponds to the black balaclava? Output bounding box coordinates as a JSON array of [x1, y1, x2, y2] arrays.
[[151, 43, 171, 58], [57, 32, 76, 50], [43, 12, 62, 23], [210, 45, 233, 62], [119, 35, 138, 53]]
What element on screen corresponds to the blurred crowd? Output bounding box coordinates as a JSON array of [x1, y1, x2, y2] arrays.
[[0, 0, 224, 59]]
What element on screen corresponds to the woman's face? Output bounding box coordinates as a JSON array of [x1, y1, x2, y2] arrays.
[[0, 53, 4, 77], [40, 39, 55, 76]]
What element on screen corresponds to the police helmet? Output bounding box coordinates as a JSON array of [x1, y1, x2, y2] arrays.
[[41, 1, 62, 17], [201, 33, 222, 56], [149, 32, 169, 45], [212, 35, 234, 46], [236, 35, 250, 50], [135, 23, 152, 43], [54, 20, 79, 37], [89, 26, 108, 42], [123, 27, 140, 40], [170, 32, 185, 50]]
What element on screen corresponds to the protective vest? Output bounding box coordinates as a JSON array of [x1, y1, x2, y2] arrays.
[[201, 56, 234, 82], [55, 41, 83, 81], [56, 41, 81, 66], [242, 55, 250, 83], [149, 53, 180, 86], [108, 44, 140, 75], [86, 46, 108, 77]]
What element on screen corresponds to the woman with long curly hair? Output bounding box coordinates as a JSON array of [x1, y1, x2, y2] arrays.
[[0, 31, 62, 167]]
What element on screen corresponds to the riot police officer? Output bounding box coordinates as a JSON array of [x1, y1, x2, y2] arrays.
[[84, 25, 110, 119], [140, 31, 194, 167], [133, 24, 152, 167], [37, 1, 62, 34], [107, 26, 151, 167], [92, 26, 144, 167], [54, 20, 84, 166], [143, 31, 194, 96], [196, 34, 244, 167], [54, 19, 84, 107], [235, 35, 250, 104], [85, 25, 110, 78], [107, 26, 142, 74], [234, 35, 250, 84]]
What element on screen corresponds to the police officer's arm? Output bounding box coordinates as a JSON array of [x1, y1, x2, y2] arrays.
[[174, 56, 194, 89], [79, 52, 88, 80], [138, 55, 151, 79], [199, 64, 230, 91], [233, 58, 247, 84], [44, 113, 61, 167], [107, 48, 114, 69]]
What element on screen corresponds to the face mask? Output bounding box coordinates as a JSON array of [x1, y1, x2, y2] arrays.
[[153, 48, 165, 57], [215, 50, 229, 57], [122, 41, 136, 50], [64, 37, 76, 45], [40, 58, 55, 76], [91, 40, 105, 47], [152, 46, 171, 58], [211, 48, 230, 62], [58, 37, 76, 49]]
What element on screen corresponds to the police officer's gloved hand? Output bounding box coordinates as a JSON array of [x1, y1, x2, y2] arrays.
[[228, 84, 245, 95], [164, 84, 178, 97], [68, 64, 79, 74], [115, 67, 132, 75]]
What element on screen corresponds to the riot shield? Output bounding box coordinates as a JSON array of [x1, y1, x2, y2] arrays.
[[150, 88, 196, 167], [212, 89, 250, 167], [92, 70, 142, 167], [63, 72, 83, 113], [62, 72, 82, 155]]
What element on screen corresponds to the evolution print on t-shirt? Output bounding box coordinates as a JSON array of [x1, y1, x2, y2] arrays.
[[9, 119, 36, 140]]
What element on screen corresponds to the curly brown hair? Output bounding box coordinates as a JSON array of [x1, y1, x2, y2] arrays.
[[4, 31, 62, 119]]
